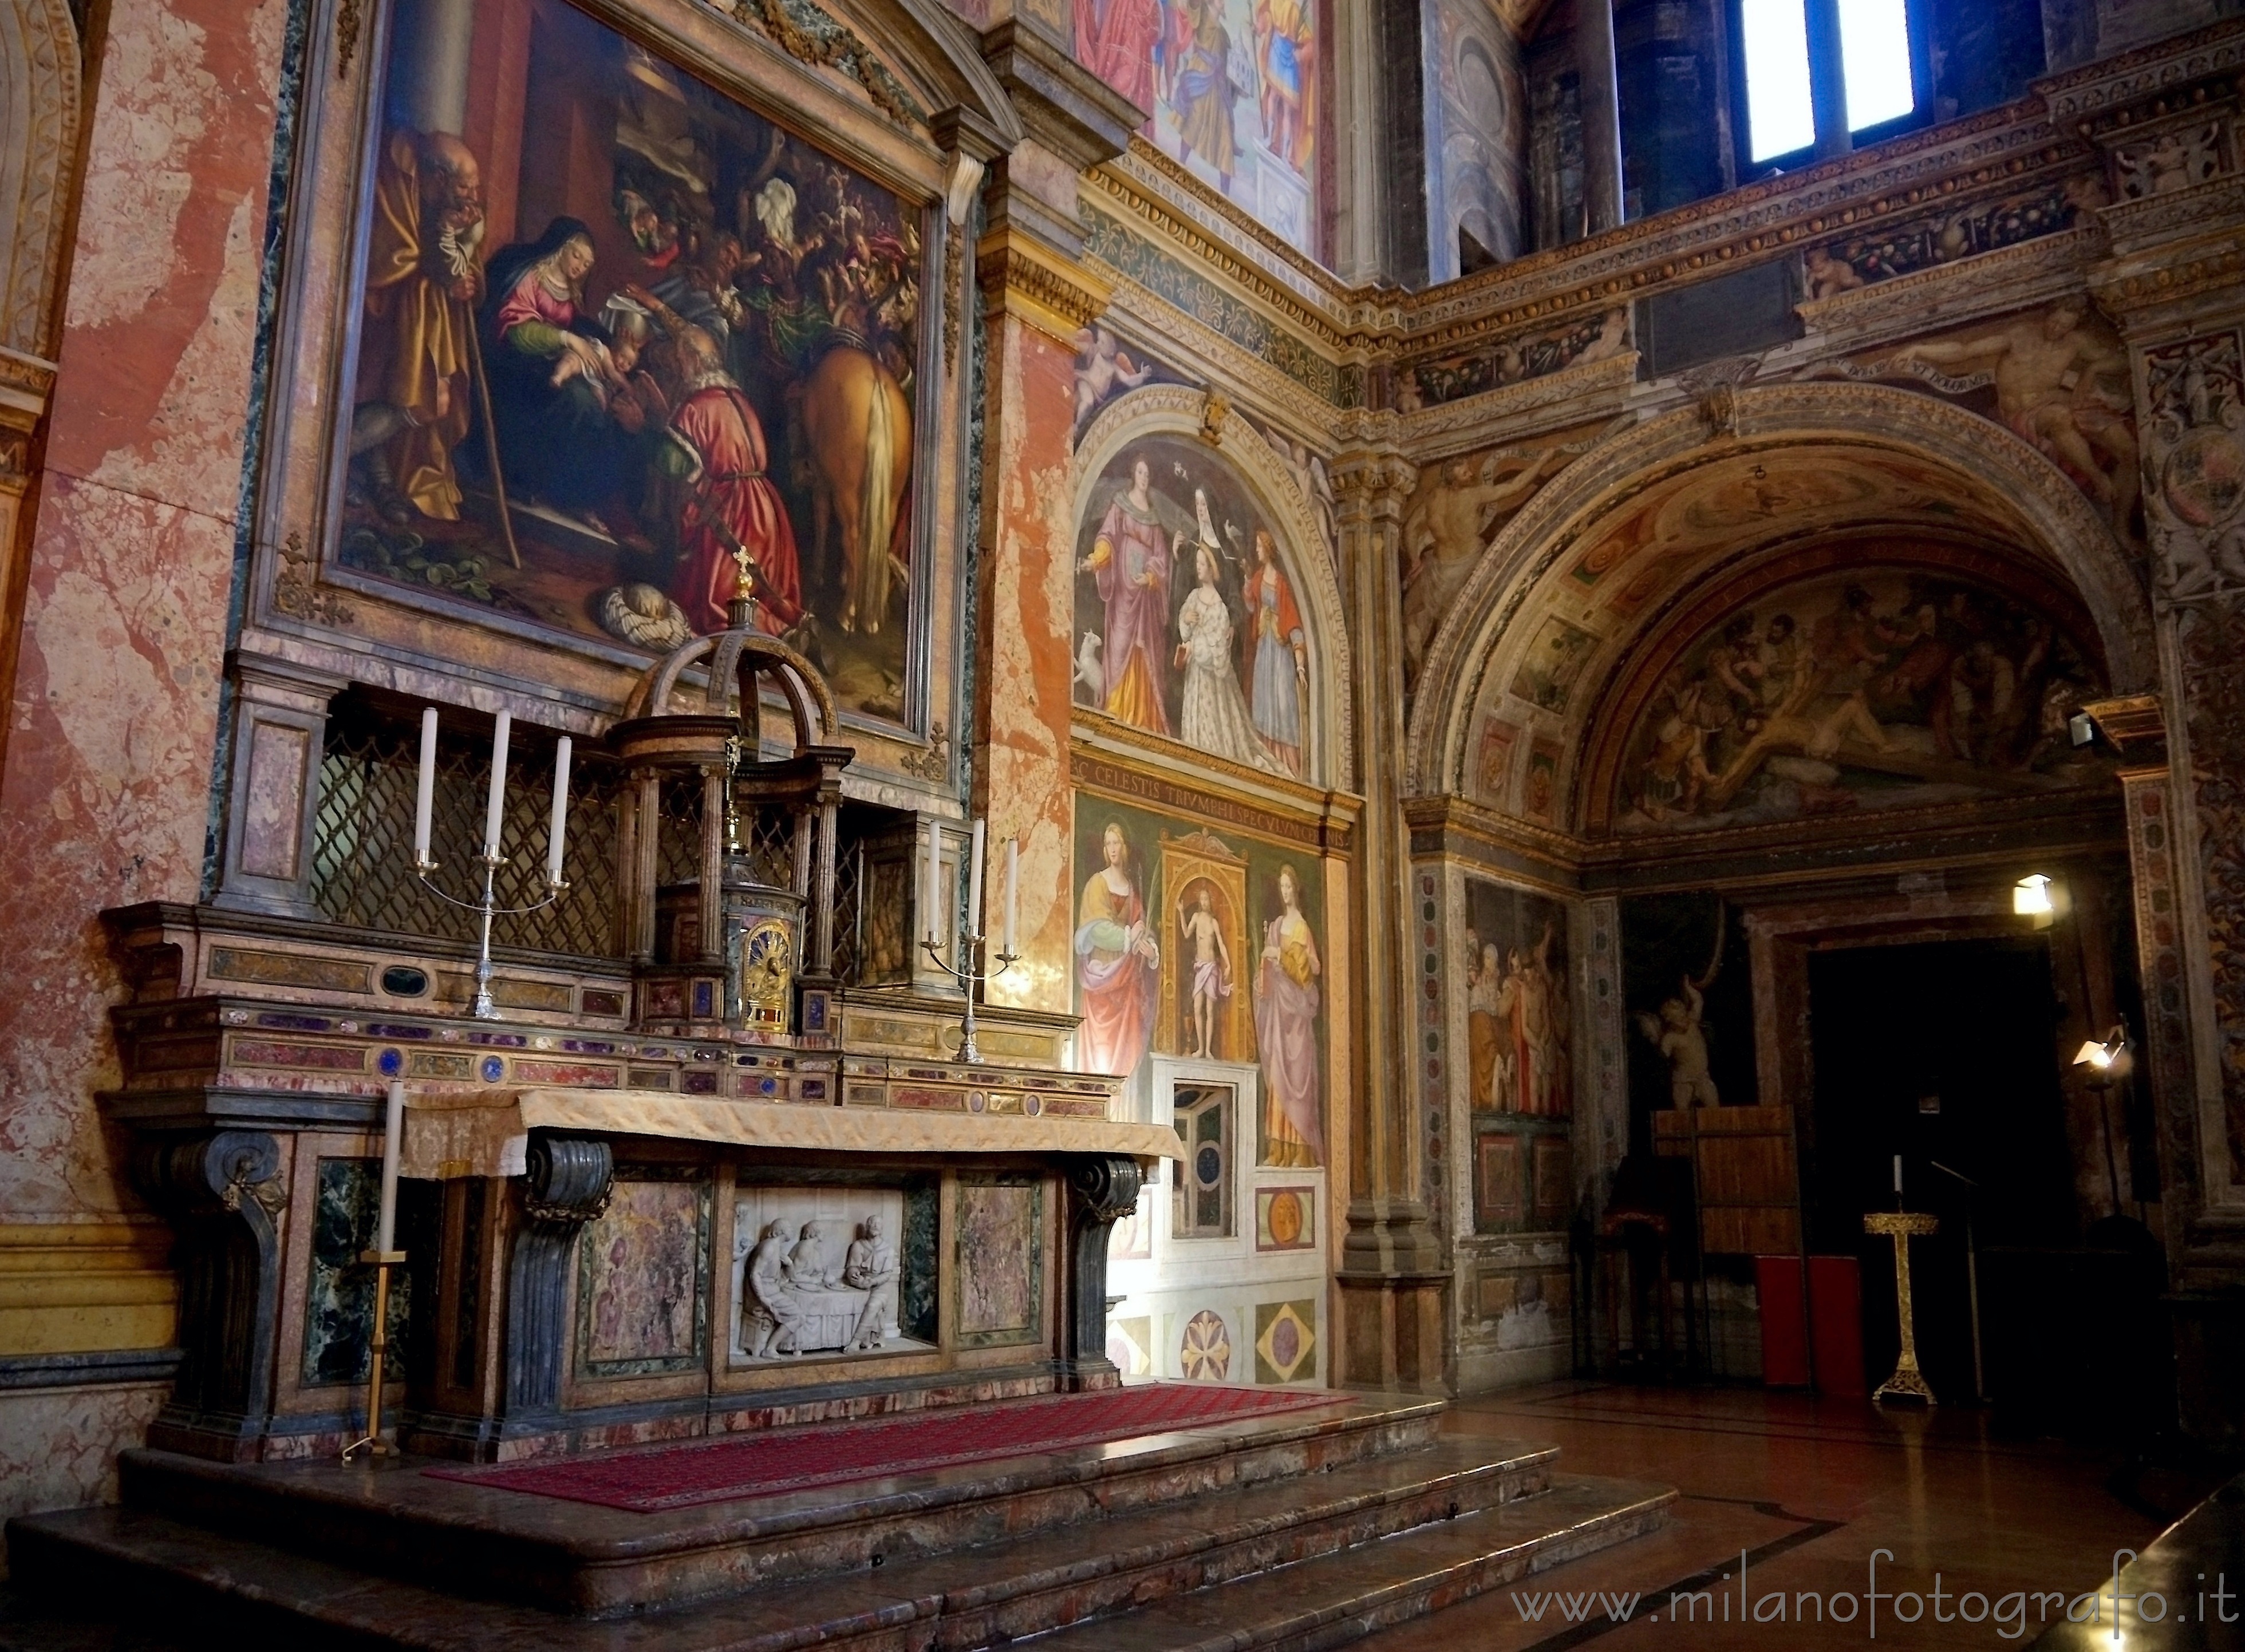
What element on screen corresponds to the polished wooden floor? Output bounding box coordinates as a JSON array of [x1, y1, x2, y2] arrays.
[[1360, 1381, 2217, 1651]]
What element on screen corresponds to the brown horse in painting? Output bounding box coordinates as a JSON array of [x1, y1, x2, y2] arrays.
[[799, 343, 912, 634]]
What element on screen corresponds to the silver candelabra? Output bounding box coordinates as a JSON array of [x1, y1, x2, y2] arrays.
[[415, 850, 569, 1019], [920, 931, 1019, 1065]]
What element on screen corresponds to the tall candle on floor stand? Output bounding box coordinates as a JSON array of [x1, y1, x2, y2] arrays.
[[412, 708, 439, 868], [922, 820, 941, 944], [374, 1080, 404, 1255], [966, 820, 986, 946], [1003, 837, 1019, 958], [545, 736, 573, 886], [483, 709, 512, 859]]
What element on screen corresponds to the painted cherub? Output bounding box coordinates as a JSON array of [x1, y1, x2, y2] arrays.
[[1635, 976, 1719, 1109], [1177, 885, 1233, 1059]]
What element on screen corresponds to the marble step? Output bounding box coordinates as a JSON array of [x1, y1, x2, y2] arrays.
[[1022, 1473, 1677, 1652], [3, 1467, 1666, 1652], [102, 1393, 1457, 1617]]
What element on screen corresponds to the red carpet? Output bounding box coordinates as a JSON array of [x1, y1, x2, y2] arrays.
[[426, 1384, 1343, 1512]]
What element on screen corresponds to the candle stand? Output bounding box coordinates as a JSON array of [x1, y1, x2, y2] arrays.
[[414, 849, 568, 1019], [341, 1248, 407, 1462], [1864, 1210, 1940, 1404], [921, 931, 1020, 1065]]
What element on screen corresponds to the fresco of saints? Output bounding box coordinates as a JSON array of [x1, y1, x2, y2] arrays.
[[1254, 865, 1323, 1165], [352, 130, 484, 524], [1242, 530, 1308, 775], [1253, 0, 1313, 172], [1167, 0, 1240, 190], [1076, 822, 1161, 1078], [1079, 457, 1174, 734], [1176, 535, 1279, 772], [1076, 0, 1162, 116]]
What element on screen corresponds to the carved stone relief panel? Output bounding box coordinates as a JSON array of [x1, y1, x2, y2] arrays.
[[729, 1184, 930, 1364]]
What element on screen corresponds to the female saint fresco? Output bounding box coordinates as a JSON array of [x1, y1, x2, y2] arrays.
[[1080, 458, 1175, 734], [1242, 530, 1308, 774], [1254, 865, 1323, 1165], [1075, 822, 1161, 1077]]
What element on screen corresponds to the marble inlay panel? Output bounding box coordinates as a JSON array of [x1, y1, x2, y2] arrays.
[[577, 1177, 711, 1378], [302, 1159, 411, 1387], [954, 1177, 1043, 1345]]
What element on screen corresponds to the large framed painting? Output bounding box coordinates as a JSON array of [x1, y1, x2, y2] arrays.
[[341, 0, 930, 723]]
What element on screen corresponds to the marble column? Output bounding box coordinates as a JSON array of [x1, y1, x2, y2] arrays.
[[1331, 442, 1449, 1391], [0, 349, 56, 782], [972, 24, 1135, 1018], [1574, 0, 1627, 233]]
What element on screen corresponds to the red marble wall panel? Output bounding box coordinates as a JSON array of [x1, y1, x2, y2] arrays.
[[0, 0, 291, 1218], [980, 315, 1080, 1018]]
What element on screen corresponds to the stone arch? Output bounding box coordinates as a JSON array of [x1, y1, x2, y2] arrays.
[[1072, 385, 1356, 789], [0, 0, 80, 357], [1406, 380, 2157, 801]]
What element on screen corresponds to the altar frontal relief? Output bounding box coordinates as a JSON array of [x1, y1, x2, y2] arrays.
[[1612, 566, 2106, 833], [1071, 797, 1327, 1167], [346, 0, 923, 721], [1074, 434, 1317, 780]]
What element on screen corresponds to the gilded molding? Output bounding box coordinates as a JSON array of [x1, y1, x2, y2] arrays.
[[977, 226, 1112, 345], [716, 0, 922, 127], [2038, 17, 2245, 120], [271, 531, 356, 629], [336, 0, 362, 78], [1794, 226, 2102, 337], [1, 0, 82, 358]]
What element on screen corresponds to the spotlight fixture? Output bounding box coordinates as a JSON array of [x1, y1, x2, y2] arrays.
[[2069, 712, 2096, 748], [2014, 874, 2055, 929], [2073, 1023, 2133, 1080]]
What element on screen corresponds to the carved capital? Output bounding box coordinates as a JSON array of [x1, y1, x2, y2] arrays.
[[977, 227, 1113, 347], [137, 1129, 285, 1220], [1060, 1154, 1144, 1390], [1329, 452, 1418, 525]]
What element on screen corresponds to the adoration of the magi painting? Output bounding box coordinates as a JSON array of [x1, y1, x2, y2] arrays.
[[1073, 434, 1316, 780], [344, 0, 924, 722]]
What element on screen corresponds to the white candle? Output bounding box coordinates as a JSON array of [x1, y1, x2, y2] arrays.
[[412, 706, 439, 866], [923, 820, 941, 943], [1893, 1155, 1903, 1196], [546, 736, 572, 884], [1003, 837, 1019, 958], [483, 709, 511, 857], [374, 1080, 405, 1255], [966, 819, 986, 941]]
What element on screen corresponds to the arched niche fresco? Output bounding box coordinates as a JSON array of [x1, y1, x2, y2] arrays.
[[1071, 391, 1350, 789], [1581, 539, 2109, 836], [1409, 382, 2159, 805], [335, 0, 940, 725]]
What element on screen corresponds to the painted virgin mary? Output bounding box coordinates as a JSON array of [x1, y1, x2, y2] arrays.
[[1253, 864, 1323, 1166], [1075, 822, 1161, 1078], [477, 216, 639, 532]]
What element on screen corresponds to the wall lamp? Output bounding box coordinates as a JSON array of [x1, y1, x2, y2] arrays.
[[2073, 1024, 2134, 1081], [2014, 874, 2055, 930]]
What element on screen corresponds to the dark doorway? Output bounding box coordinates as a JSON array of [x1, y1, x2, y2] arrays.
[[1805, 937, 2076, 1406]]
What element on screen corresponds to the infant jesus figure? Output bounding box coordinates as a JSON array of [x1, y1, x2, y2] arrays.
[[1178, 886, 1233, 1060]]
